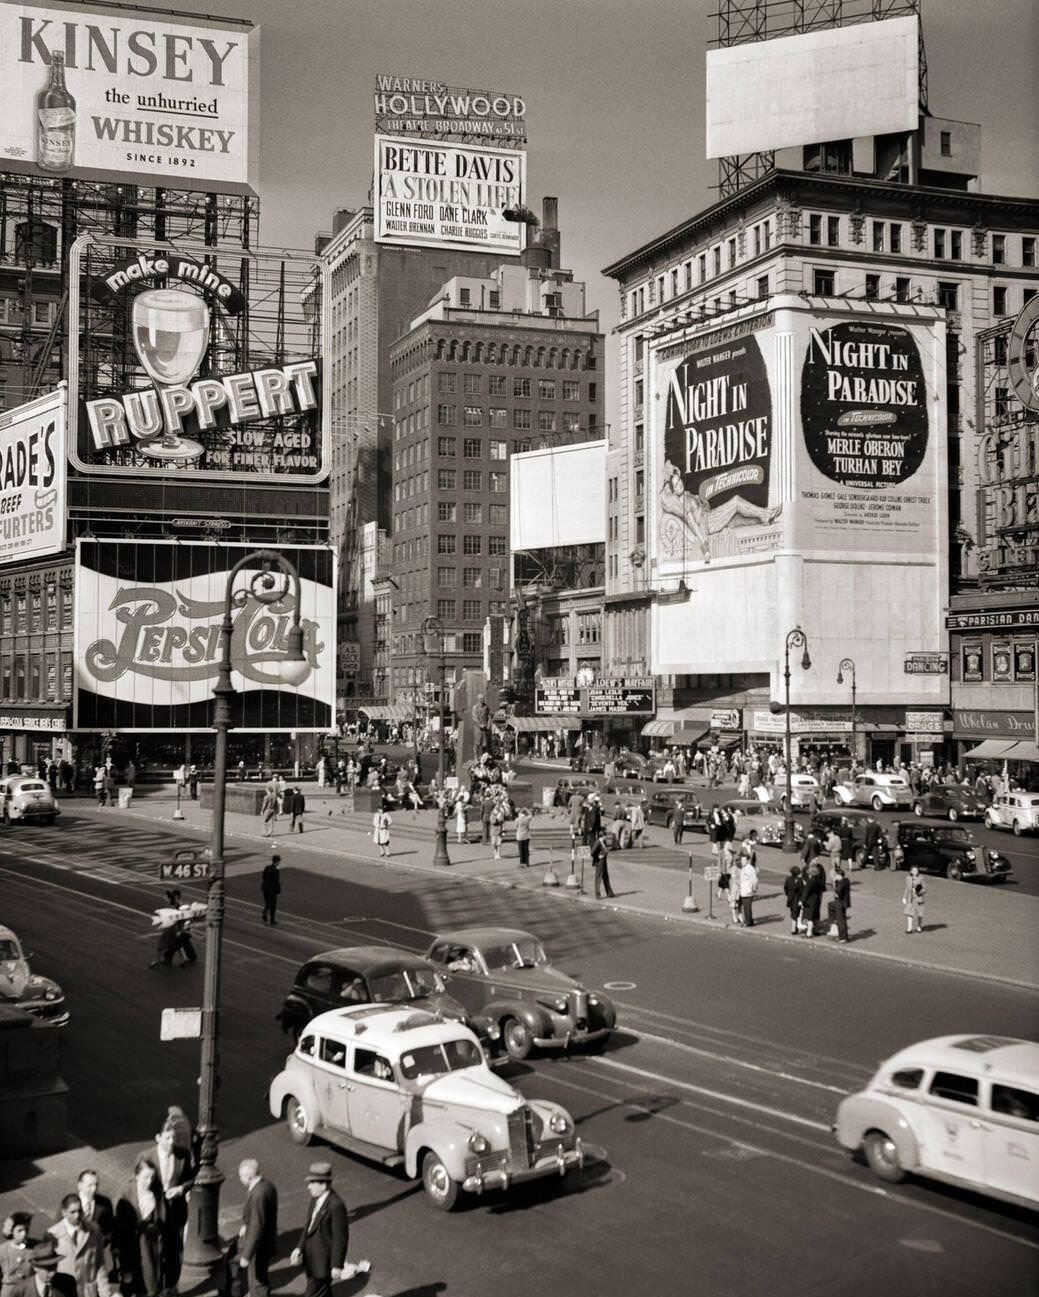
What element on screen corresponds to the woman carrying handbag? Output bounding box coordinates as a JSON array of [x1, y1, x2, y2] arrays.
[[902, 865, 925, 934]]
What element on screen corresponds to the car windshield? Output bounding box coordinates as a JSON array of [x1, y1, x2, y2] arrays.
[[935, 828, 973, 844], [0, 939, 21, 961], [370, 967, 444, 1001], [733, 803, 764, 816], [481, 938, 547, 970], [399, 1037, 483, 1081]]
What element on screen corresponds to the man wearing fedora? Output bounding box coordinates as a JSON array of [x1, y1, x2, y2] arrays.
[[289, 1165, 366, 1296], [6, 1239, 77, 1297]]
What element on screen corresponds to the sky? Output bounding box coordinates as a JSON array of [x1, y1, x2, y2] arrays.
[[164, 0, 1038, 408]]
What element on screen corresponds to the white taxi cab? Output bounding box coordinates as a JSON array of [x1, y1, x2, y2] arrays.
[[984, 791, 1039, 837], [833, 1034, 1039, 1208]]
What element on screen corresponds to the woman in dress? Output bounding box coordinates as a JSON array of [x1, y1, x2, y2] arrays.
[[489, 800, 505, 861], [114, 1156, 165, 1297], [454, 791, 469, 844], [902, 865, 925, 934], [0, 1213, 36, 1297], [372, 808, 392, 859]]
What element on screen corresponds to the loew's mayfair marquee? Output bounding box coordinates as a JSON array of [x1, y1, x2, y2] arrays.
[[0, 386, 66, 566], [73, 540, 336, 732], [0, 0, 258, 193], [69, 232, 327, 481]]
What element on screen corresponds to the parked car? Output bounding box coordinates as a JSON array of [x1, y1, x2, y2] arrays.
[[276, 947, 469, 1042], [644, 791, 706, 833], [984, 790, 1039, 837], [0, 777, 60, 825], [0, 924, 69, 1026], [723, 799, 804, 848], [895, 823, 1012, 882], [425, 927, 616, 1060], [552, 777, 598, 808], [833, 1035, 1039, 1208], [912, 785, 987, 821], [269, 1003, 583, 1210], [833, 772, 913, 812], [774, 773, 823, 811], [810, 809, 876, 866]]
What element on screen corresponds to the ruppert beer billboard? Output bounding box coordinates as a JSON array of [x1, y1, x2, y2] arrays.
[[374, 74, 526, 144], [648, 297, 947, 706], [67, 232, 327, 481], [374, 135, 526, 255], [73, 540, 336, 732], [0, 0, 259, 193], [0, 386, 66, 567]]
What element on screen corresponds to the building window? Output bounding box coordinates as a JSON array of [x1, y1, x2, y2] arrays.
[[809, 213, 822, 245], [463, 535, 481, 555], [438, 468, 456, 490], [940, 130, 951, 156], [437, 435, 456, 456], [993, 286, 1008, 316], [463, 373, 480, 394], [489, 504, 507, 525], [438, 372, 456, 394], [698, 252, 707, 282], [938, 281, 959, 311], [489, 407, 507, 427], [462, 599, 481, 621], [438, 566, 457, 587], [827, 216, 840, 247], [463, 406, 481, 426], [727, 238, 737, 268], [513, 377, 531, 397], [563, 380, 580, 400], [890, 223, 902, 253], [992, 234, 1006, 265], [756, 274, 769, 299], [950, 229, 962, 261], [463, 437, 481, 458], [489, 440, 507, 460], [895, 276, 911, 303], [577, 613, 601, 644], [865, 273, 880, 300], [489, 472, 507, 493], [458, 287, 471, 306], [634, 469, 644, 501], [934, 228, 946, 258], [994, 387, 1009, 418], [437, 534, 456, 554], [464, 502, 482, 524], [463, 469, 482, 491], [489, 374, 506, 395], [488, 290, 500, 308], [538, 410, 556, 432], [713, 246, 722, 276], [813, 268, 835, 296], [489, 535, 507, 555], [872, 221, 885, 252], [563, 412, 581, 433], [462, 632, 482, 654], [438, 501, 457, 522], [684, 261, 693, 290], [1024, 237, 1036, 267], [463, 568, 482, 588], [437, 403, 455, 425], [538, 378, 556, 399], [514, 438, 532, 453], [514, 408, 531, 429], [32, 301, 55, 326], [437, 599, 456, 620]]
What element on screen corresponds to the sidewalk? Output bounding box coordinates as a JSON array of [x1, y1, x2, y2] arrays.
[[119, 788, 1039, 991]]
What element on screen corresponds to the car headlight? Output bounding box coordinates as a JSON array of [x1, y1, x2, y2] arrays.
[[988, 850, 999, 862], [467, 1132, 490, 1155], [548, 1112, 570, 1135], [588, 994, 599, 1006], [965, 849, 976, 861]]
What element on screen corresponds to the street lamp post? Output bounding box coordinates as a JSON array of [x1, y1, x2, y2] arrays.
[[836, 658, 857, 769], [422, 615, 451, 867], [182, 551, 309, 1277], [782, 626, 812, 852]]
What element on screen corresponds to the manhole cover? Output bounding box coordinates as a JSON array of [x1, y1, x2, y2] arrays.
[[603, 980, 637, 991]]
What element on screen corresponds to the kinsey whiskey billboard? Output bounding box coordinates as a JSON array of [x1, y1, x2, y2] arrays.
[[0, 0, 258, 193], [68, 232, 328, 482], [73, 540, 336, 732]]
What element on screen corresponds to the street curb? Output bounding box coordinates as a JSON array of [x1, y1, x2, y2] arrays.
[[113, 803, 1039, 994]]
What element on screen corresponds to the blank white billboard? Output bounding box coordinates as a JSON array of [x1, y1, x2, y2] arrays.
[[510, 440, 606, 551], [706, 15, 919, 158]]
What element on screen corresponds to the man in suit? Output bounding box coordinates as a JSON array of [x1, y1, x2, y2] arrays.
[[236, 1161, 277, 1297], [47, 1198, 111, 1297], [289, 1164, 364, 1297], [74, 1173, 113, 1251], [260, 855, 281, 925], [7, 1239, 77, 1297], [149, 1122, 194, 1294]]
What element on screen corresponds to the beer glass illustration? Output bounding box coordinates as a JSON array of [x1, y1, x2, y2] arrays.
[[132, 287, 209, 461]]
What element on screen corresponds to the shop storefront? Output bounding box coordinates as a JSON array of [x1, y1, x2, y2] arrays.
[[954, 708, 1038, 787], [0, 706, 71, 772]]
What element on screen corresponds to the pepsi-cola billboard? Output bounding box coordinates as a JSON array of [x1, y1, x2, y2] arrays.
[[73, 540, 336, 732]]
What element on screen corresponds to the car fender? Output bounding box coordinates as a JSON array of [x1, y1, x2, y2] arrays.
[[835, 1095, 921, 1169], [480, 998, 551, 1039], [404, 1115, 473, 1180], [269, 1065, 319, 1122], [276, 993, 312, 1030]]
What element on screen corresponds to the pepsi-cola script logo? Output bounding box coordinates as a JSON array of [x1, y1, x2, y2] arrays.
[[83, 586, 323, 686]]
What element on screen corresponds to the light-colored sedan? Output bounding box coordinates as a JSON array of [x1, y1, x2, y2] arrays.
[[0, 777, 60, 825], [722, 799, 805, 847], [984, 791, 1039, 836], [774, 773, 822, 811], [833, 772, 913, 812]]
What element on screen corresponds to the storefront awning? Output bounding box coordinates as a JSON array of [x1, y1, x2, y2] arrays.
[[674, 728, 709, 746], [642, 707, 717, 739], [359, 704, 414, 721], [1004, 740, 1039, 762], [641, 720, 675, 737], [962, 739, 1018, 759], [506, 716, 581, 732]]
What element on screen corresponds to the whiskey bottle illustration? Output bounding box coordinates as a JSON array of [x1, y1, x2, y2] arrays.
[[36, 51, 76, 172]]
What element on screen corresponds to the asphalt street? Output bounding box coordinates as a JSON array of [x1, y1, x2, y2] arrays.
[[2, 808, 1038, 1297]]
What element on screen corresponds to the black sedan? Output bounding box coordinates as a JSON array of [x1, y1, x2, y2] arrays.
[[276, 946, 468, 1041], [895, 824, 1012, 883], [912, 785, 987, 821], [644, 791, 705, 832]]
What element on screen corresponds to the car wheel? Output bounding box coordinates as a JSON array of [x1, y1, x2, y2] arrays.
[[863, 1130, 905, 1183], [853, 847, 866, 869], [947, 808, 959, 822], [421, 1150, 460, 1211], [284, 1096, 313, 1146], [1012, 820, 1022, 837], [665, 814, 673, 831], [618, 826, 632, 849], [947, 861, 964, 881], [871, 796, 884, 812], [1, 810, 9, 826], [913, 802, 924, 817], [502, 1016, 533, 1061], [984, 813, 995, 831]]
